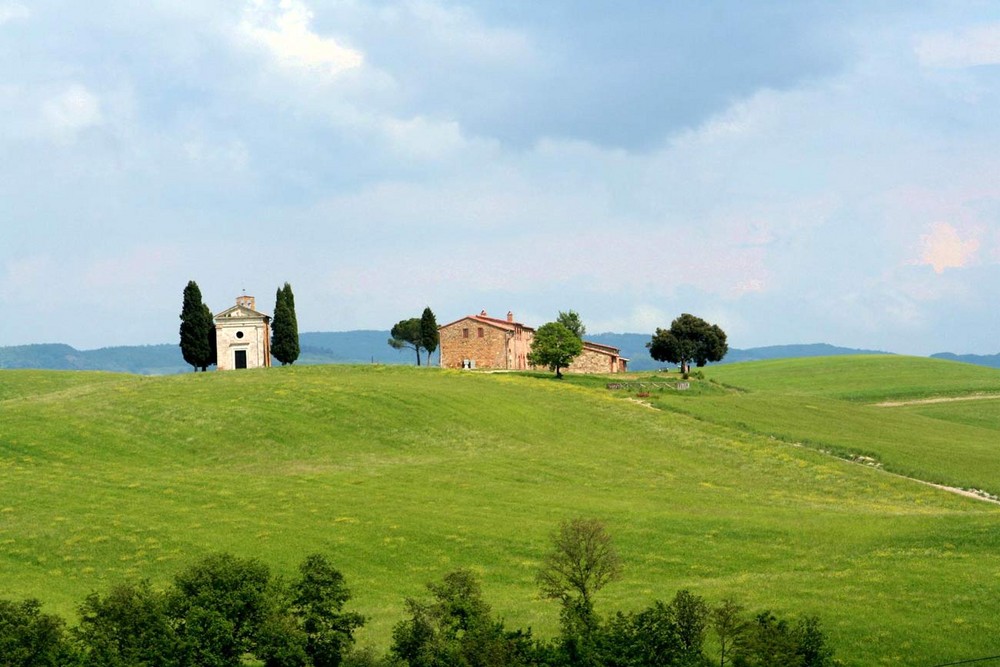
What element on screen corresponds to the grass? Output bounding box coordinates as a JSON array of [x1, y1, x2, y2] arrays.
[[615, 356, 1000, 493], [1, 361, 999, 665]]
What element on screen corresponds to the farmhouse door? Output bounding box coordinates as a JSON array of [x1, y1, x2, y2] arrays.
[[234, 350, 247, 369]]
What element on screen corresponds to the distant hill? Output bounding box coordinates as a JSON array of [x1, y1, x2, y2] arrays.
[[0, 332, 420, 375], [4, 332, 988, 374], [0, 343, 188, 375], [298, 330, 418, 365], [930, 352, 1000, 369]]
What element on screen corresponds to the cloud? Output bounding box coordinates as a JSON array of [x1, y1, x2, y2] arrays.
[[41, 84, 102, 135], [916, 223, 980, 274], [916, 23, 1000, 68], [0, 2, 28, 24], [239, 0, 363, 76]]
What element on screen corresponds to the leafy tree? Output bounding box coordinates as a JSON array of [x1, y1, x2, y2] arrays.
[[390, 569, 534, 667], [75, 580, 179, 667], [668, 589, 709, 663], [731, 611, 834, 667], [710, 598, 747, 667], [598, 590, 708, 667], [168, 553, 282, 666], [291, 554, 365, 667], [272, 282, 301, 366], [556, 310, 586, 340], [527, 322, 584, 379], [790, 616, 834, 667], [537, 518, 622, 638], [179, 280, 215, 372], [420, 308, 439, 366], [389, 318, 424, 366], [0, 598, 75, 667], [647, 313, 728, 376]]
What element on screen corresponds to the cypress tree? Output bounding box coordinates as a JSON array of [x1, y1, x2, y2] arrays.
[[179, 281, 213, 372], [271, 282, 300, 366], [420, 307, 439, 366]]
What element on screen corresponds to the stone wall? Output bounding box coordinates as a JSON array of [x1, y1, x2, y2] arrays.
[[440, 318, 513, 369], [566, 346, 621, 374]]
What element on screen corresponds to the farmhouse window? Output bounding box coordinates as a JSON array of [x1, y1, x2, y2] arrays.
[[478, 327, 484, 338], [463, 328, 469, 338]]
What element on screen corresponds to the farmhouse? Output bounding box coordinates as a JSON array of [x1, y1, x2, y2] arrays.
[[438, 310, 628, 373], [214, 295, 272, 370]]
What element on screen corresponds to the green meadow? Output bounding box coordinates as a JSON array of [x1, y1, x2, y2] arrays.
[[1, 359, 1000, 665]]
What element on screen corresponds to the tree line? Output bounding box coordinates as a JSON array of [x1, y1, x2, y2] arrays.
[[179, 281, 301, 371], [0, 520, 835, 667]]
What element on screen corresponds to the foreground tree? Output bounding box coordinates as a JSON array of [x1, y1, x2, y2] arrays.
[[168, 552, 294, 666], [0, 598, 75, 667], [179, 281, 215, 372], [601, 590, 709, 667], [389, 317, 424, 366], [272, 282, 301, 365], [647, 313, 728, 376], [528, 322, 584, 379], [556, 310, 586, 340], [75, 580, 179, 667], [712, 597, 748, 667], [420, 307, 439, 366], [537, 518, 622, 644], [391, 569, 534, 667], [291, 554, 365, 667]]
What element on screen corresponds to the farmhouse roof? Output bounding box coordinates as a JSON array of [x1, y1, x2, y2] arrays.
[[439, 311, 535, 333], [583, 340, 629, 361]]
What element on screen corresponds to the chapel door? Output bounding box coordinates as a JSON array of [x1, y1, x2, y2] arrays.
[[234, 350, 248, 369]]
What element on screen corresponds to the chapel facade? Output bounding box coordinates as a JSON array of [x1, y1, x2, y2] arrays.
[[214, 295, 272, 370]]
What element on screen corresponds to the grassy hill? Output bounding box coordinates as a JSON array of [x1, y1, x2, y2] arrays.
[[1, 359, 1000, 665]]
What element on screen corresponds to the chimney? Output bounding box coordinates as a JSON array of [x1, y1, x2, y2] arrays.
[[507, 311, 514, 322], [480, 309, 488, 317]]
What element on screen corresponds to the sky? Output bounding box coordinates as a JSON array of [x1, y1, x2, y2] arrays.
[[2, 1, 1000, 355]]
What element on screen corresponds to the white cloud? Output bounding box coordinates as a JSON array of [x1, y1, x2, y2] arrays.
[[916, 222, 980, 274], [915, 23, 1000, 68], [0, 2, 28, 25], [239, 0, 363, 76], [41, 84, 102, 135]]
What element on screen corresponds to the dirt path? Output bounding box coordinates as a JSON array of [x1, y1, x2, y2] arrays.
[[874, 393, 1000, 407]]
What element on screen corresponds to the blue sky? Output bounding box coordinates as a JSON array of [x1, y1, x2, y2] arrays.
[[2, 1, 1000, 355]]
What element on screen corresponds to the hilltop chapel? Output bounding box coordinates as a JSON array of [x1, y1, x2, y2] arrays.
[[214, 295, 272, 370]]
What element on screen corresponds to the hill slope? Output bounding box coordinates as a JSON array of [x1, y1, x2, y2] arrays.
[[2, 360, 1000, 665]]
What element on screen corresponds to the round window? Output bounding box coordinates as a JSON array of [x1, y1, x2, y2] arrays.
[[236, 331, 244, 339]]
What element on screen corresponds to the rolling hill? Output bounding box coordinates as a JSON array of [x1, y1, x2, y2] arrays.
[[1, 358, 1000, 665]]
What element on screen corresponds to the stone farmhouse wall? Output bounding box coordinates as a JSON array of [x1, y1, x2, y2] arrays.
[[439, 311, 627, 373], [565, 344, 626, 374], [439, 315, 533, 370]]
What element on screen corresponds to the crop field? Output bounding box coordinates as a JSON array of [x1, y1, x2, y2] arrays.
[[1, 359, 1000, 665]]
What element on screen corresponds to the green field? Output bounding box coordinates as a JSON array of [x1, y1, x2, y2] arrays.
[[1, 359, 1000, 665]]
